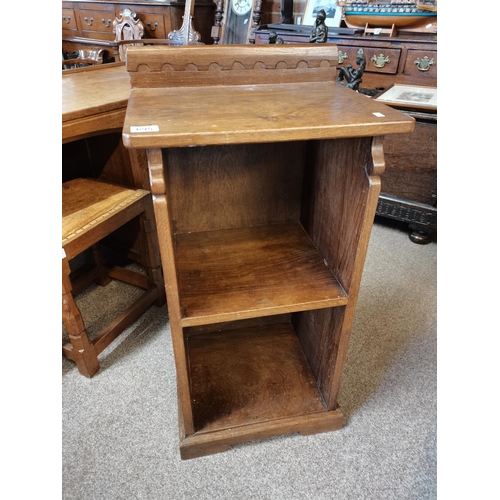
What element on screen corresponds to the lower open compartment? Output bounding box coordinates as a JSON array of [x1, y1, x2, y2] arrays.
[[181, 313, 345, 459]]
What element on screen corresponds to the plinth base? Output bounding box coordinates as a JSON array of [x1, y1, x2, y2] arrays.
[[179, 408, 344, 459]]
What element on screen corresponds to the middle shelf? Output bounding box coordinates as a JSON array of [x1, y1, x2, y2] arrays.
[[175, 222, 349, 327]]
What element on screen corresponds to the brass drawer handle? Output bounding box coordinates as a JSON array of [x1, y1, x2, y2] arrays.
[[371, 53, 390, 68], [414, 56, 435, 71], [62, 16, 71, 24], [101, 18, 112, 28], [147, 21, 158, 31], [338, 50, 348, 64], [83, 17, 94, 26]]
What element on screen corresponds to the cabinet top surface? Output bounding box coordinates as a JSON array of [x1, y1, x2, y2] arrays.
[[62, 63, 130, 123], [122, 81, 415, 148]]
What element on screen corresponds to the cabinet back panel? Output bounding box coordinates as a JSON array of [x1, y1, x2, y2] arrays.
[[165, 142, 307, 234]]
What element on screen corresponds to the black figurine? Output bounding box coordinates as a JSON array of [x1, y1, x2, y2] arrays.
[[268, 31, 284, 44], [336, 48, 366, 91], [309, 9, 328, 43]]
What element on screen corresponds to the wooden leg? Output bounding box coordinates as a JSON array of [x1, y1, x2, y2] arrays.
[[62, 257, 100, 377], [139, 197, 166, 307], [408, 223, 433, 244], [180, 441, 231, 460], [128, 148, 166, 307], [91, 244, 112, 287]]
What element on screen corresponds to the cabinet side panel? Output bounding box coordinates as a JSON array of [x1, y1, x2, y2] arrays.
[[147, 148, 195, 436], [166, 142, 306, 234], [301, 137, 374, 293], [297, 137, 384, 409]]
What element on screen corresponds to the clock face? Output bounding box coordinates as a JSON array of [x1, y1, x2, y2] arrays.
[[231, 0, 252, 16], [222, 0, 252, 44]]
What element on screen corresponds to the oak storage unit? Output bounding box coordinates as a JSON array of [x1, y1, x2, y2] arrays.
[[122, 44, 414, 459]]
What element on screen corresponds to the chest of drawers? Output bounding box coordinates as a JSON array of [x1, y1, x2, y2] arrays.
[[254, 29, 436, 89], [62, 0, 216, 60]]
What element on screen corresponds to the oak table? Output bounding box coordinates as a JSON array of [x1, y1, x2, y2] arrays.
[[122, 44, 415, 459], [62, 62, 130, 144], [62, 61, 165, 304]]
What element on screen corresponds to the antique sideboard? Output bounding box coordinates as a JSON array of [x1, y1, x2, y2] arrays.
[[255, 28, 437, 242], [62, 0, 215, 60]]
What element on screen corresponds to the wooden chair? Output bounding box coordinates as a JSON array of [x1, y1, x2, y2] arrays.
[[62, 48, 105, 69], [62, 178, 164, 377], [111, 2, 202, 61], [113, 8, 144, 61]]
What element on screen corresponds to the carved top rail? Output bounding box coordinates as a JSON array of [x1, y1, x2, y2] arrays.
[[126, 44, 339, 88]]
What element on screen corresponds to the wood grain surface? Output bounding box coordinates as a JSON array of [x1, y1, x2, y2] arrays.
[[297, 137, 386, 409], [123, 81, 414, 148], [180, 409, 344, 459], [187, 322, 328, 433], [381, 119, 437, 204], [175, 223, 348, 327], [62, 62, 130, 142], [62, 178, 148, 260], [125, 44, 339, 88], [123, 45, 413, 149], [165, 142, 305, 234], [62, 62, 129, 123]]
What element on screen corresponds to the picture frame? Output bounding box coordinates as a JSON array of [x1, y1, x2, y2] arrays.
[[374, 84, 437, 111], [303, 0, 343, 28]]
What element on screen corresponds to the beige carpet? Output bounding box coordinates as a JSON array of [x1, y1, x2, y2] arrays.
[[62, 219, 437, 499]]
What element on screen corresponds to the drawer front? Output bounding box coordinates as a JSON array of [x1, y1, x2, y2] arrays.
[[78, 8, 115, 34], [62, 8, 78, 32], [135, 12, 166, 39], [255, 34, 269, 44], [337, 45, 401, 75], [403, 49, 437, 80]]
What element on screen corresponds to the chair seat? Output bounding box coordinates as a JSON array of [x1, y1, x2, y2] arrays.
[[62, 177, 164, 378], [62, 178, 149, 260]]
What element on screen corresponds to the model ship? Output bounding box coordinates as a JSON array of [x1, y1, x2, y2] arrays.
[[337, 0, 437, 29]]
